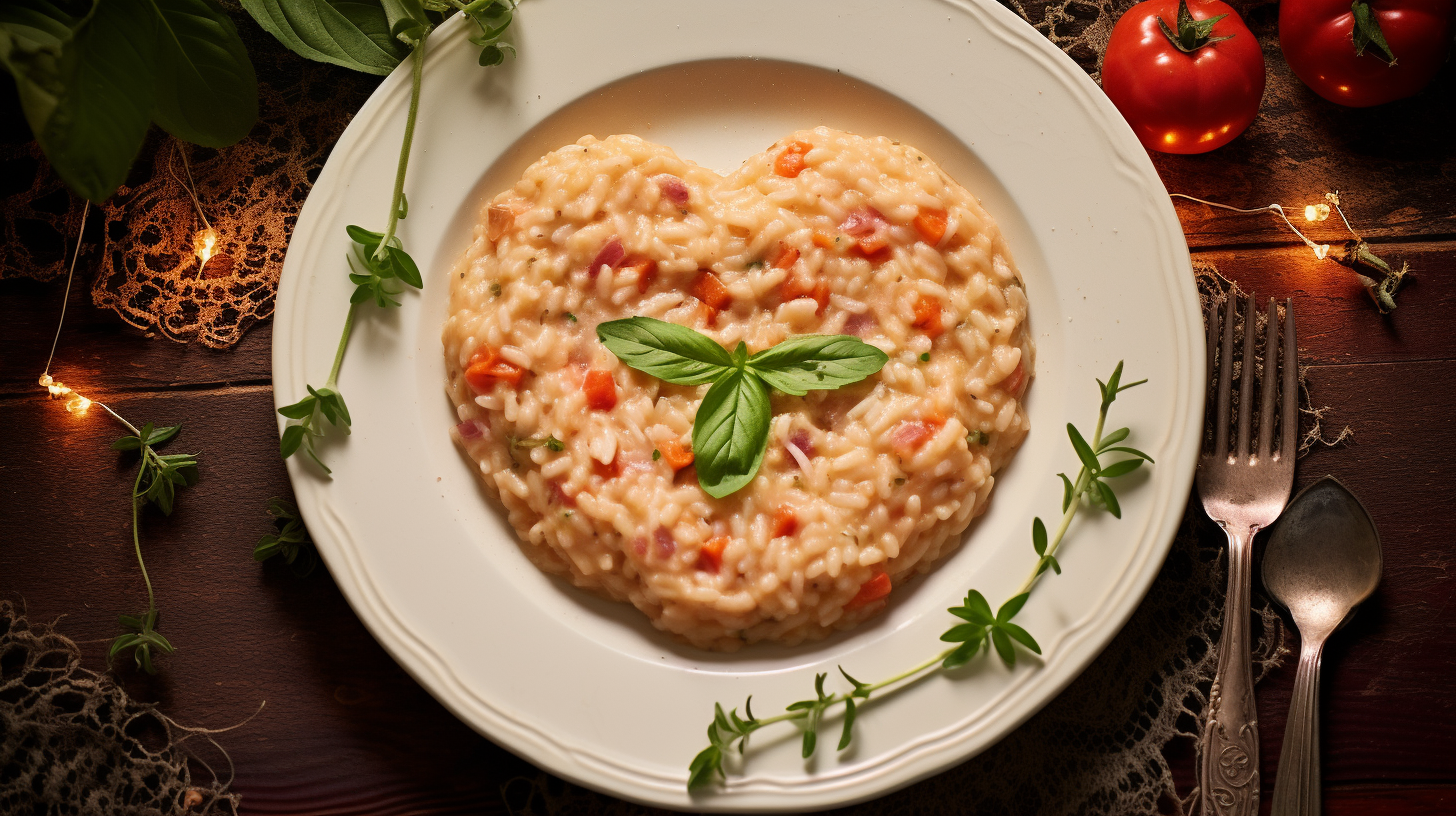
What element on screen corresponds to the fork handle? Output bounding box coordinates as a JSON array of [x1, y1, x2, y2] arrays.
[[1200, 525, 1260, 816], [1271, 636, 1325, 816]]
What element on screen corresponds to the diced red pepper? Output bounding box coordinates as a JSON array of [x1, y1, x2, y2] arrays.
[[774, 140, 813, 178], [584, 369, 617, 411], [593, 457, 621, 480], [659, 439, 694, 470], [624, 256, 657, 293], [911, 294, 944, 338], [772, 243, 800, 270], [846, 572, 892, 609], [697, 535, 729, 572], [890, 416, 945, 456], [771, 507, 798, 538], [913, 208, 948, 245], [1002, 361, 1026, 396], [465, 347, 527, 390], [691, 271, 732, 310]]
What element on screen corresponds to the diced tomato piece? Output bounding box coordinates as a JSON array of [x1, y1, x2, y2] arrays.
[[841, 207, 887, 237], [584, 369, 617, 411], [1002, 361, 1026, 396], [691, 271, 732, 310], [913, 208, 948, 245], [890, 417, 945, 456], [774, 140, 813, 178], [772, 243, 800, 270], [590, 238, 625, 277], [465, 347, 527, 390], [771, 507, 798, 538], [853, 233, 890, 256], [660, 439, 695, 470], [780, 274, 831, 316], [812, 232, 840, 251], [697, 535, 729, 572], [547, 479, 576, 507], [911, 294, 944, 338], [697, 302, 720, 327], [653, 526, 676, 558], [487, 204, 514, 241], [593, 457, 621, 480], [846, 572, 892, 609], [624, 256, 657, 293]]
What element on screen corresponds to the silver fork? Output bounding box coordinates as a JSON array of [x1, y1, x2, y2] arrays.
[[1197, 294, 1298, 816]]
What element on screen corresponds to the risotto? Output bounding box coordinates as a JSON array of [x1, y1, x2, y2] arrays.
[[443, 128, 1031, 650]]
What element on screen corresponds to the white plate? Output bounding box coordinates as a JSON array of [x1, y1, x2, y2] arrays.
[[274, 0, 1201, 810]]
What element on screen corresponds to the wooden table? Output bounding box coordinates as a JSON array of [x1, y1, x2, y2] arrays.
[[2, 7, 1453, 815]]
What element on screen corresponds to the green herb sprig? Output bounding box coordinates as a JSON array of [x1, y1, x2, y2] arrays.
[[266, 0, 517, 474], [107, 420, 201, 674], [253, 498, 318, 577], [597, 317, 888, 498], [688, 362, 1151, 788]]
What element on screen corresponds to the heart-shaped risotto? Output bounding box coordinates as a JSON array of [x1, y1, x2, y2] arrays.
[[443, 127, 1031, 650]]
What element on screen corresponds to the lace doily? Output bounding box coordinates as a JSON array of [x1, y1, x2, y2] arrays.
[[0, 601, 238, 815]]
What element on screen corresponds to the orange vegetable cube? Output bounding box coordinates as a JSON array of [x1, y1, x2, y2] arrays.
[[584, 369, 617, 411], [913, 208, 948, 245], [697, 536, 729, 572], [847, 572, 892, 609], [772, 243, 800, 270], [911, 294, 944, 338], [691, 271, 732, 310], [464, 347, 527, 391], [624, 256, 657, 293], [771, 507, 798, 538], [774, 140, 813, 178], [812, 232, 841, 251], [660, 439, 695, 470]]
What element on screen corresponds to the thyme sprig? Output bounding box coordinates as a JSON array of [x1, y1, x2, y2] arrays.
[[689, 362, 1151, 789], [277, 2, 517, 473], [253, 498, 318, 577], [107, 420, 201, 674]]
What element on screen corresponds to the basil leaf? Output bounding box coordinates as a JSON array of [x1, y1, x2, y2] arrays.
[[148, 0, 258, 148], [240, 0, 405, 76], [597, 317, 734, 386], [746, 334, 887, 396], [692, 368, 770, 498]]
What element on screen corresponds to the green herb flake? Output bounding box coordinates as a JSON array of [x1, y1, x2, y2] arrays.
[[565, 312, 578, 322], [919, 352, 930, 362], [966, 430, 988, 446], [653, 449, 662, 461]]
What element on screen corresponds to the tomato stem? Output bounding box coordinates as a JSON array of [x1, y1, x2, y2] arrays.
[[1157, 0, 1234, 53], [1351, 1, 1397, 64]]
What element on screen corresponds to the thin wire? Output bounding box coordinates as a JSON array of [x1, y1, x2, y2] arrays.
[[1329, 193, 1360, 241], [1170, 193, 1328, 256], [42, 200, 90, 377], [170, 141, 211, 231]]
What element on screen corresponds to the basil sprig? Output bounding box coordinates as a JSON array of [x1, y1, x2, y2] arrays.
[[597, 317, 888, 498]]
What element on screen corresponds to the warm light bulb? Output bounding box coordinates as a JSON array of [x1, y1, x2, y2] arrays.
[[66, 395, 92, 415], [1313, 244, 1330, 260], [194, 228, 219, 266], [1304, 203, 1330, 222]]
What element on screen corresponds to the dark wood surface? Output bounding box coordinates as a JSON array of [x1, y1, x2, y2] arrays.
[[3, 7, 1454, 815]]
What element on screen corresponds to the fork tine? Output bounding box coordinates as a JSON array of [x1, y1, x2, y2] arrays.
[[1236, 294, 1257, 460], [1214, 295, 1236, 458], [1281, 298, 1299, 461], [1258, 298, 1278, 457]]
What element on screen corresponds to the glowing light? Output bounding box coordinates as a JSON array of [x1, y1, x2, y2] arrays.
[[66, 395, 92, 415], [1313, 244, 1330, 260], [194, 228, 219, 267], [1305, 203, 1331, 222], [1163, 132, 1178, 145]]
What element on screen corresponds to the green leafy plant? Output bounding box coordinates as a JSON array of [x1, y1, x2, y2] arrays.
[[597, 317, 889, 498], [253, 498, 318, 576], [688, 362, 1151, 788], [107, 421, 201, 674], [0, 0, 258, 202], [262, 0, 517, 473]]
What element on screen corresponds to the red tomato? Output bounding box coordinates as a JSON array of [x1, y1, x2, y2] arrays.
[[1102, 0, 1266, 154], [1280, 0, 1453, 107]]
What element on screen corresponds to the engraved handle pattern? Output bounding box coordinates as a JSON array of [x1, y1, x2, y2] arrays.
[[1271, 638, 1325, 816], [1200, 526, 1260, 816]]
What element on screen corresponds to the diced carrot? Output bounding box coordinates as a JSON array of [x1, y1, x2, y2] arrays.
[[1002, 361, 1026, 396], [624, 256, 657, 293], [593, 457, 621, 480], [697, 535, 729, 572], [890, 416, 945, 456], [780, 274, 832, 316], [465, 347, 527, 390], [691, 271, 732, 310], [913, 208, 948, 245], [812, 232, 840, 251], [771, 507, 798, 538], [810, 280, 831, 316], [773, 140, 813, 178], [846, 572, 892, 609], [853, 233, 890, 256], [660, 439, 694, 470], [772, 243, 800, 270], [584, 369, 617, 411], [911, 294, 944, 338]]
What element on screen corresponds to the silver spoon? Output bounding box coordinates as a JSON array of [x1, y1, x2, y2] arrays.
[[1263, 476, 1382, 816]]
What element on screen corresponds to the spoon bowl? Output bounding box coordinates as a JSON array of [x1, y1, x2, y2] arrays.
[[1263, 475, 1382, 816]]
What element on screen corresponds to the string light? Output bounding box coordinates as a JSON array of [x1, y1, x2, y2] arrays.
[[171, 142, 219, 276], [1171, 191, 1408, 313]]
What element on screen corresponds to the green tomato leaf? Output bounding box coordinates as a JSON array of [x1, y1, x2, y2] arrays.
[[147, 0, 258, 147], [597, 317, 734, 386], [692, 368, 771, 499], [745, 334, 888, 396], [240, 0, 405, 76]]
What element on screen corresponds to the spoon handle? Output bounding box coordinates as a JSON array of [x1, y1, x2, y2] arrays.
[[1272, 637, 1325, 816], [1200, 525, 1260, 816]]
